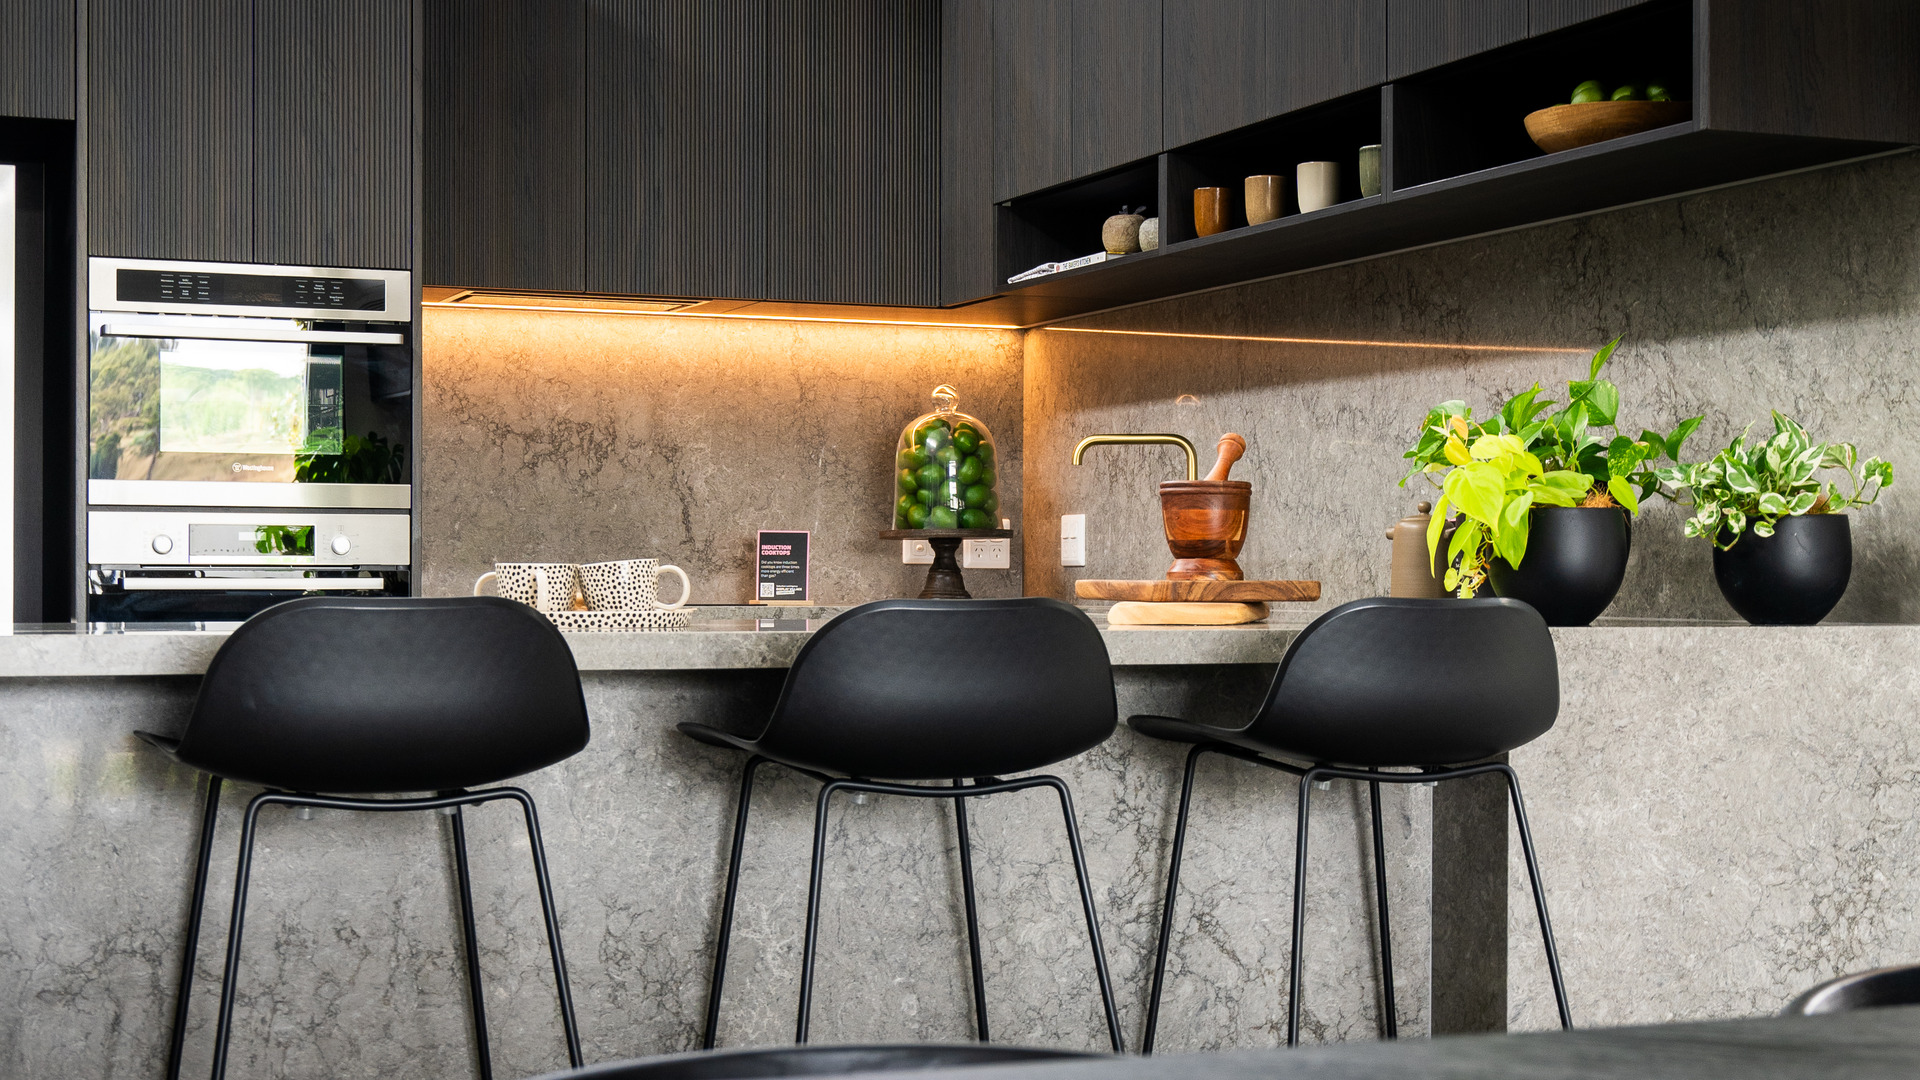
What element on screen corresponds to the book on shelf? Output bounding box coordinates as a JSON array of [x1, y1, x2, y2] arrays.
[[1007, 251, 1121, 284]]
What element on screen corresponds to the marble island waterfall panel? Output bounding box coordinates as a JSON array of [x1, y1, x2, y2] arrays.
[[0, 667, 1428, 1078], [1025, 150, 1920, 623]]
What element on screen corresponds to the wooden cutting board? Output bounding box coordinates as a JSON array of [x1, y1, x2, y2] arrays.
[[1075, 579, 1320, 603], [1108, 601, 1269, 626]]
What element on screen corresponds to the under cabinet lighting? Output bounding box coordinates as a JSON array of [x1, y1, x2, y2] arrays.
[[1039, 326, 1588, 353], [423, 289, 1023, 330], [435, 290, 699, 314]]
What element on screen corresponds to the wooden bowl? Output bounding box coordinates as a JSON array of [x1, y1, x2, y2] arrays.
[[1524, 100, 1690, 155], [1159, 480, 1251, 580]]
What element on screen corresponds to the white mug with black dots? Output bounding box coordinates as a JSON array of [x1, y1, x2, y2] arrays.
[[579, 558, 691, 610], [473, 562, 581, 614]]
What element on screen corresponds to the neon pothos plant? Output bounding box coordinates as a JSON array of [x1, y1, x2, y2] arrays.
[[1401, 337, 1703, 597], [1654, 412, 1892, 550]]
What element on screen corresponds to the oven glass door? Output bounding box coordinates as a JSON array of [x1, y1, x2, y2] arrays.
[[88, 314, 410, 486]]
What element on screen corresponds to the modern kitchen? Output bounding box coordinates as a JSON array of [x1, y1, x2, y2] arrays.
[[5, 2, 1920, 1079]]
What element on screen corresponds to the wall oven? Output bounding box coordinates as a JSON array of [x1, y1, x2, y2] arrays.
[[85, 257, 414, 622]]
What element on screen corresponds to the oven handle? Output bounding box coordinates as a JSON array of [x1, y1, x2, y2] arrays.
[[99, 323, 405, 346], [119, 577, 387, 591]]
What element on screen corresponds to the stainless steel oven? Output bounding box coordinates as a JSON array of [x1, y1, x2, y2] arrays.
[[85, 257, 414, 621]]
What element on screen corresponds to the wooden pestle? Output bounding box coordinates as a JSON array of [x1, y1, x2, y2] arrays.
[[1203, 433, 1246, 482]]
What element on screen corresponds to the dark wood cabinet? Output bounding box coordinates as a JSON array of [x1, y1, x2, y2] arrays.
[[92, 0, 415, 268], [584, 0, 767, 299], [426, 0, 585, 290], [992, 0, 1072, 201], [1069, 0, 1161, 179], [0, 0, 75, 120], [1529, 0, 1648, 36], [940, 0, 996, 304], [1163, 1, 1384, 148], [255, 0, 412, 269], [1387, 0, 1527, 79], [767, 0, 939, 305]]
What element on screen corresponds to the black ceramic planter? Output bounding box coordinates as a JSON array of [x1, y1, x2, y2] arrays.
[[1487, 506, 1630, 626], [1712, 514, 1851, 625]]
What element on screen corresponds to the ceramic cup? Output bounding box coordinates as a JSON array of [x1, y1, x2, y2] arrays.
[[1296, 161, 1341, 213], [1139, 216, 1160, 251], [579, 558, 692, 611], [1243, 174, 1285, 224], [1358, 144, 1383, 198], [1193, 187, 1230, 236], [474, 562, 580, 613]]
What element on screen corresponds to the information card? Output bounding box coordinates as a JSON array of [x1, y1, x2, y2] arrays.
[[754, 530, 810, 605]]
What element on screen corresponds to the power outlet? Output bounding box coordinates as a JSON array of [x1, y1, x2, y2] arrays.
[[902, 538, 933, 564], [962, 538, 1010, 569], [1060, 514, 1086, 567]]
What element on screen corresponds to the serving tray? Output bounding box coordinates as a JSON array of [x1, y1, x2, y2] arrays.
[[1074, 579, 1321, 603]]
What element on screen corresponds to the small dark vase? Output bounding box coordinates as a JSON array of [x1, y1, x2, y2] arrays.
[[1486, 506, 1630, 626], [1712, 514, 1851, 625]]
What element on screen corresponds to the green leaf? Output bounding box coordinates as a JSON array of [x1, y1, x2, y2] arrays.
[[1724, 462, 1761, 494], [1446, 463, 1506, 526], [1757, 491, 1789, 515], [1753, 519, 1775, 538], [1588, 336, 1621, 381], [1607, 475, 1641, 515], [1788, 491, 1818, 514], [1585, 379, 1620, 427], [1666, 416, 1702, 460]]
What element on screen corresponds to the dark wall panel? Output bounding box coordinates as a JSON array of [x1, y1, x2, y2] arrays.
[[1069, 0, 1160, 177], [586, 0, 767, 299], [1387, 0, 1527, 80], [992, 0, 1071, 200], [424, 0, 585, 289], [768, 0, 938, 305], [0, 0, 75, 120], [941, 0, 996, 304], [257, 0, 412, 269], [89, 0, 251, 260], [1529, 0, 1648, 36]]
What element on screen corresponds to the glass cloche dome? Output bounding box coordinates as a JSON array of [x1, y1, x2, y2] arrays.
[[891, 384, 1001, 530]]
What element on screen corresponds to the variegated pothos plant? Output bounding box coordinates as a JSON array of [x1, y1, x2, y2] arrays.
[[1653, 412, 1892, 550]]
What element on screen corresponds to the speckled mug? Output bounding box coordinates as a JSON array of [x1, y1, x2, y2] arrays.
[[473, 562, 580, 613], [580, 558, 691, 611]]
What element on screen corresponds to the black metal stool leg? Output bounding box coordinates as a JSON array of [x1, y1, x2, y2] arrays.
[[952, 779, 990, 1042], [164, 774, 222, 1080], [209, 792, 272, 1080], [795, 779, 847, 1043], [1143, 744, 1209, 1054], [504, 789, 583, 1067], [1500, 765, 1573, 1030], [703, 756, 767, 1049], [449, 803, 494, 1080], [1041, 777, 1125, 1053], [1368, 780, 1397, 1039], [1286, 768, 1322, 1047]]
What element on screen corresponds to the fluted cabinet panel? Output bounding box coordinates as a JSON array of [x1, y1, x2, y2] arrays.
[[1529, 0, 1648, 36], [993, 0, 1071, 201], [1068, 0, 1160, 178], [89, 0, 252, 260], [255, 0, 412, 269], [767, 0, 938, 305], [424, 0, 585, 289], [585, 0, 767, 299], [1387, 0, 1527, 79], [940, 0, 996, 304], [0, 0, 75, 120]]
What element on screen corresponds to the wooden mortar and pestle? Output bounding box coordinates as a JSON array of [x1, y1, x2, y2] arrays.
[[1161, 433, 1250, 579]]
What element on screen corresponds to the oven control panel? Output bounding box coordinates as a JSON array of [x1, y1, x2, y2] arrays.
[[89, 510, 410, 568]]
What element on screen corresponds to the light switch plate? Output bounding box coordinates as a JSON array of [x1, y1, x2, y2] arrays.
[[902, 538, 933, 564], [1060, 514, 1086, 567], [963, 538, 1010, 569]]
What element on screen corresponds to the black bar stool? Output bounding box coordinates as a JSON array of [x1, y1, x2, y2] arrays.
[[1785, 964, 1920, 1014], [529, 1043, 1094, 1078], [678, 597, 1125, 1052], [137, 596, 591, 1080], [1129, 596, 1573, 1050]]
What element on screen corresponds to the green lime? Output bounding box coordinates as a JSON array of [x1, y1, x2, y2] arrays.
[[898, 447, 927, 470], [979, 465, 996, 487], [896, 494, 916, 517], [1610, 83, 1642, 101], [1647, 80, 1671, 101], [975, 440, 994, 462], [1571, 79, 1605, 104], [921, 426, 951, 454], [963, 483, 989, 508], [916, 462, 942, 490], [897, 468, 917, 493], [982, 491, 999, 514], [933, 445, 959, 466], [907, 503, 930, 528], [959, 508, 991, 529], [956, 455, 983, 485], [939, 479, 964, 505], [953, 428, 980, 454], [894, 511, 907, 528], [927, 506, 958, 529], [915, 486, 935, 506]]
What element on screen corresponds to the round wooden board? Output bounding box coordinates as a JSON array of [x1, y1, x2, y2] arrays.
[[1075, 578, 1320, 602], [1108, 601, 1269, 626]]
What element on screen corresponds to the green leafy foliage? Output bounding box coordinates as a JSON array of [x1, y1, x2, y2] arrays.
[[1401, 337, 1702, 596], [1653, 412, 1892, 549], [294, 431, 406, 484]]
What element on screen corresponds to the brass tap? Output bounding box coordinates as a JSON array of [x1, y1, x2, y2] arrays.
[[1071, 433, 1199, 482]]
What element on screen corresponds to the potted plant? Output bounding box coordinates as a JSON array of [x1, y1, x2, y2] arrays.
[[1654, 412, 1892, 625], [1401, 338, 1702, 624]]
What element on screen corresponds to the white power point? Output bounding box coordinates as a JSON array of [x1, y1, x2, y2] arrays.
[[902, 538, 934, 564], [1060, 514, 1086, 567], [962, 538, 1011, 569]]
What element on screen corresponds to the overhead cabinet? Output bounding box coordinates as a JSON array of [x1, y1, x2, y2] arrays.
[[89, 0, 413, 268], [1162, 0, 1385, 147], [993, 0, 1161, 202], [0, 0, 76, 121]]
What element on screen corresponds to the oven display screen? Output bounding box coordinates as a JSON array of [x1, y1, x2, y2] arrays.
[[189, 525, 316, 558], [118, 269, 386, 311]]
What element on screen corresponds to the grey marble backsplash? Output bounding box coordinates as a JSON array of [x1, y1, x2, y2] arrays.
[[1025, 149, 1920, 623], [420, 311, 1026, 604]]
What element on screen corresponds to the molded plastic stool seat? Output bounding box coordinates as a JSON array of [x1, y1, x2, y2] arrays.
[[530, 1043, 1095, 1079], [1785, 964, 1920, 1014]]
